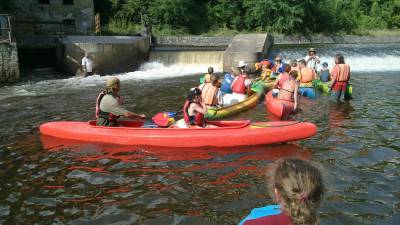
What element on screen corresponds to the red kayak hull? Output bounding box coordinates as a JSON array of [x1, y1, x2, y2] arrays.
[[39, 120, 317, 147], [265, 91, 295, 119]]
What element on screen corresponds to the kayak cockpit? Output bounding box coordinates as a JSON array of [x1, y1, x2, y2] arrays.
[[88, 120, 250, 129]]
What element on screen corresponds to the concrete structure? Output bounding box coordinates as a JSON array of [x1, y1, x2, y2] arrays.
[[10, 0, 94, 35], [63, 36, 150, 75], [0, 42, 20, 83], [273, 34, 400, 45], [223, 33, 272, 72], [155, 36, 232, 48]]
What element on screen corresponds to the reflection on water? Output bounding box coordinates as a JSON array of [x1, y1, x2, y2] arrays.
[[1, 45, 400, 224]]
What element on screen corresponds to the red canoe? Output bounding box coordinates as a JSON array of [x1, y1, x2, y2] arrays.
[[265, 91, 295, 119], [39, 120, 317, 147]]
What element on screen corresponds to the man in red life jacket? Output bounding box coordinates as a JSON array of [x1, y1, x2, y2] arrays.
[[96, 77, 146, 126], [330, 53, 351, 101], [232, 66, 252, 95]]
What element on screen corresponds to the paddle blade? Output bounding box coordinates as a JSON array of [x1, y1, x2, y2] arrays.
[[152, 112, 175, 127]]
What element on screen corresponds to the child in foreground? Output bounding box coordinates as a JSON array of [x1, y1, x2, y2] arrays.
[[239, 159, 324, 225]]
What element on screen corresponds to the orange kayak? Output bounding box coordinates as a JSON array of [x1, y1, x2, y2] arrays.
[[265, 91, 295, 119], [39, 120, 317, 147]]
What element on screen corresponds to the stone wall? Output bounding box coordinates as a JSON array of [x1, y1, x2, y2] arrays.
[[0, 42, 20, 83], [273, 34, 400, 45], [155, 36, 233, 47], [63, 36, 150, 76]]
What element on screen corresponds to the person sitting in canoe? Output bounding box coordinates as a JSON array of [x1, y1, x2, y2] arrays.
[[181, 87, 207, 128], [271, 56, 284, 78], [289, 59, 300, 74], [272, 64, 291, 96], [198, 74, 222, 107], [330, 53, 351, 101], [238, 159, 324, 225], [277, 70, 299, 111], [255, 60, 273, 81], [304, 47, 321, 72], [220, 67, 239, 95], [231, 66, 252, 103], [199, 67, 214, 84], [319, 62, 330, 82], [297, 59, 317, 99], [96, 77, 146, 126]]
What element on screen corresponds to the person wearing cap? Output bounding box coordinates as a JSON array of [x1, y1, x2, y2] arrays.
[[81, 52, 94, 76], [259, 60, 273, 81], [319, 62, 330, 82], [304, 48, 320, 71], [238, 61, 247, 73], [297, 59, 317, 99], [95, 77, 146, 126]]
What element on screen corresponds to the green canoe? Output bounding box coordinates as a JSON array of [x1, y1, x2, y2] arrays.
[[313, 79, 353, 97]]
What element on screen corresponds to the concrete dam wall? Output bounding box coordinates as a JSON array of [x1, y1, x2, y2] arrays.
[[0, 42, 20, 83]]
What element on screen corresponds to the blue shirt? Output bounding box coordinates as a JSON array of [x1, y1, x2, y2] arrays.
[[220, 73, 235, 94], [320, 69, 330, 82]]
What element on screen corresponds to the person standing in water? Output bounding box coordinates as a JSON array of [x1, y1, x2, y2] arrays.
[[81, 52, 94, 76], [304, 48, 320, 71], [239, 159, 324, 225], [330, 53, 351, 101], [96, 77, 146, 126]]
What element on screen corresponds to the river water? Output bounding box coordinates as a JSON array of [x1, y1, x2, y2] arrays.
[[0, 44, 399, 224]]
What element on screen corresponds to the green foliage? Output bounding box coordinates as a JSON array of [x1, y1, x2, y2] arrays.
[[96, 0, 400, 35]]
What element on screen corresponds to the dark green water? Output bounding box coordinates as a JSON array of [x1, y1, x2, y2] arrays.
[[0, 45, 399, 224]]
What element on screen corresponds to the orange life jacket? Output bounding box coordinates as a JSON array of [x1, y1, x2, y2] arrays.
[[200, 83, 219, 106], [332, 64, 350, 82], [232, 75, 247, 94], [299, 67, 315, 83]]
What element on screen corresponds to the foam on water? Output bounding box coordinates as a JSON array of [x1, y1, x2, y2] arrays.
[[0, 62, 222, 101]]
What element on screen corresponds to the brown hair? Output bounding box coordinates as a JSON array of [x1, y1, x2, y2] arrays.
[[211, 74, 219, 86], [270, 159, 324, 225], [335, 53, 345, 64], [284, 64, 291, 73], [289, 70, 298, 79], [298, 59, 306, 66]]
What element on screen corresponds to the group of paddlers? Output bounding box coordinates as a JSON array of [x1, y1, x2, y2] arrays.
[[95, 48, 351, 128], [196, 48, 351, 113]]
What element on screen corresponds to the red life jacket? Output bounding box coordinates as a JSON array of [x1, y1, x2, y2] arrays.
[[95, 91, 120, 122], [232, 75, 247, 94], [183, 100, 205, 127]]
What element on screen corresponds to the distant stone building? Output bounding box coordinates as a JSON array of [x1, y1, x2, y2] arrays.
[[9, 0, 94, 35]]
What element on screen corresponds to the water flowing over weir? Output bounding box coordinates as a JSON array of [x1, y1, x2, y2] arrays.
[[149, 49, 224, 71]]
